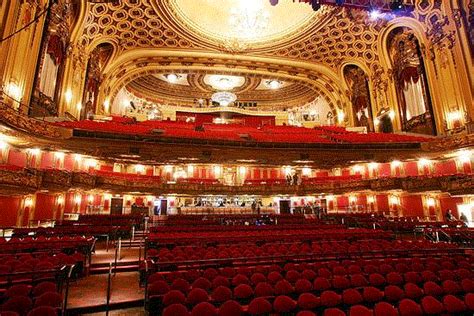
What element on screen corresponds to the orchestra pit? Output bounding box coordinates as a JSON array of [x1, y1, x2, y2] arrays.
[[1, 0, 474, 315]]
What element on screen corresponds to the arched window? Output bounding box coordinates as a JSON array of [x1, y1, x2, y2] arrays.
[[387, 28, 437, 135]]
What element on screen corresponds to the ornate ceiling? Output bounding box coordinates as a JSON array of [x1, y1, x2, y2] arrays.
[[75, 0, 445, 111]]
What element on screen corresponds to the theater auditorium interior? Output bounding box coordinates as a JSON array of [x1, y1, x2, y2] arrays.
[[0, 0, 474, 315]]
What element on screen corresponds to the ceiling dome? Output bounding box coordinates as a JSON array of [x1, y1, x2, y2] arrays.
[[167, 0, 318, 46]]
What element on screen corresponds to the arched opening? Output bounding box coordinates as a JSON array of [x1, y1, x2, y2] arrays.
[[387, 27, 437, 135], [81, 42, 114, 119], [343, 65, 374, 131]]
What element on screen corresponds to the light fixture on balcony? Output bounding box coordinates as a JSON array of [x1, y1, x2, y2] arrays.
[[165, 74, 181, 83], [211, 91, 237, 106], [265, 79, 283, 90]]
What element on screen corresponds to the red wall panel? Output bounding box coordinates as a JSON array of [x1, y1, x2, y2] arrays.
[[7, 150, 26, 167], [435, 160, 457, 175], [401, 195, 424, 217], [40, 152, 54, 169], [405, 162, 419, 177], [376, 195, 389, 213], [0, 196, 21, 226], [34, 193, 55, 221], [378, 163, 391, 177]]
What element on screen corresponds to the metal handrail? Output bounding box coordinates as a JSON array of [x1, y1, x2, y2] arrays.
[[63, 264, 75, 316], [106, 263, 112, 316]]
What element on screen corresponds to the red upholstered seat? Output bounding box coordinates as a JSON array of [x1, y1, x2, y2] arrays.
[[212, 276, 230, 289], [296, 311, 316, 316], [148, 281, 170, 296], [250, 273, 266, 285], [254, 282, 274, 297], [374, 302, 398, 316], [333, 276, 350, 289], [285, 270, 301, 283], [403, 283, 423, 299], [343, 288, 363, 305], [320, 290, 342, 307], [232, 274, 250, 286], [26, 306, 57, 316], [369, 273, 386, 287], [461, 278, 474, 293], [465, 293, 474, 311], [398, 298, 423, 316], [186, 288, 209, 305], [421, 296, 444, 315], [442, 280, 462, 294], [323, 308, 345, 316], [313, 277, 331, 290], [274, 279, 294, 295], [191, 302, 217, 316], [422, 281, 443, 297], [443, 294, 467, 313], [211, 286, 232, 303], [363, 286, 384, 303], [349, 305, 373, 316], [298, 293, 320, 310], [172, 278, 191, 293], [34, 292, 62, 308], [163, 290, 186, 306], [248, 297, 272, 315], [233, 284, 253, 300], [32, 283, 56, 298], [302, 269, 317, 281], [5, 285, 31, 298], [218, 300, 243, 316], [386, 272, 404, 286], [2, 296, 33, 316], [273, 295, 297, 313], [295, 279, 313, 293], [267, 271, 283, 284], [192, 277, 211, 290], [351, 274, 369, 287]]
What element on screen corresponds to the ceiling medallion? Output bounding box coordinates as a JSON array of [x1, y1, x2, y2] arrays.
[[211, 91, 237, 106]]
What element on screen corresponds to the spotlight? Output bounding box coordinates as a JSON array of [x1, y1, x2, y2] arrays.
[[269, 0, 278, 5], [311, 0, 321, 11], [369, 9, 382, 20], [390, 0, 404, 11]]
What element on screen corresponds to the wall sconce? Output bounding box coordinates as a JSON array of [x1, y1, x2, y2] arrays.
[[239, 166, 247, 175], [0, 140, 8, 150], [28, 148, 41, 156], [6, 82, 22, 102], [352, 165, 363, 173], [391, 160, 402, 168], [302, 167, 312, 176], [349, 195, 357, 203], [74, 194, 82, 204], [86, 159, 98, 168], [57, 195, 64, 205], [164, 165, 173, 173], [88, 195, 94, 204], [187, 165, 194, 175], [54, 152, 65, 160], [388, 110, 396, 120], [447, 110, 463, 128], [457, 150, 472, 164], [135, 164, 145, 174], [374, 118, 380, 126], [76, 102, 82, 112], [368, 162, 378, 171], [103, 99, 110, 112], [337, 111, 345, 123], [24, 196, 33, 208], [418, 158, 431, 167], [214, 165, 222, 177], [74, 154, 82, 162], [389, 195, 399, 205], [326, 195, 335, 201], [283, 166, 292, 176], [65, 89, 73, 104], [367, 196, 375, 204], [427, 197, 436, 207]]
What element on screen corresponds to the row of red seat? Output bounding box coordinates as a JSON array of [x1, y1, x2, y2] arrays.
[[147, 228, 393, 244], [0, 282, 62, 316], [56, 119, 429, 144], [146, 239, 456, 263], [146, 253, 473, 315]]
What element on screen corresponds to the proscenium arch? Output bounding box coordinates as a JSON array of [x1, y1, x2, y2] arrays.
[[97, 49, 351, 115], [377, 17, 442, 134]]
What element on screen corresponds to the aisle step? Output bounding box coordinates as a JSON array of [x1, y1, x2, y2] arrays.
[[66, 299, 143, 315]]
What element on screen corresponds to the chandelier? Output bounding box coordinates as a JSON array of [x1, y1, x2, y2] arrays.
[[211, 91, 237, 107], [229, 3, 270, 37]]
